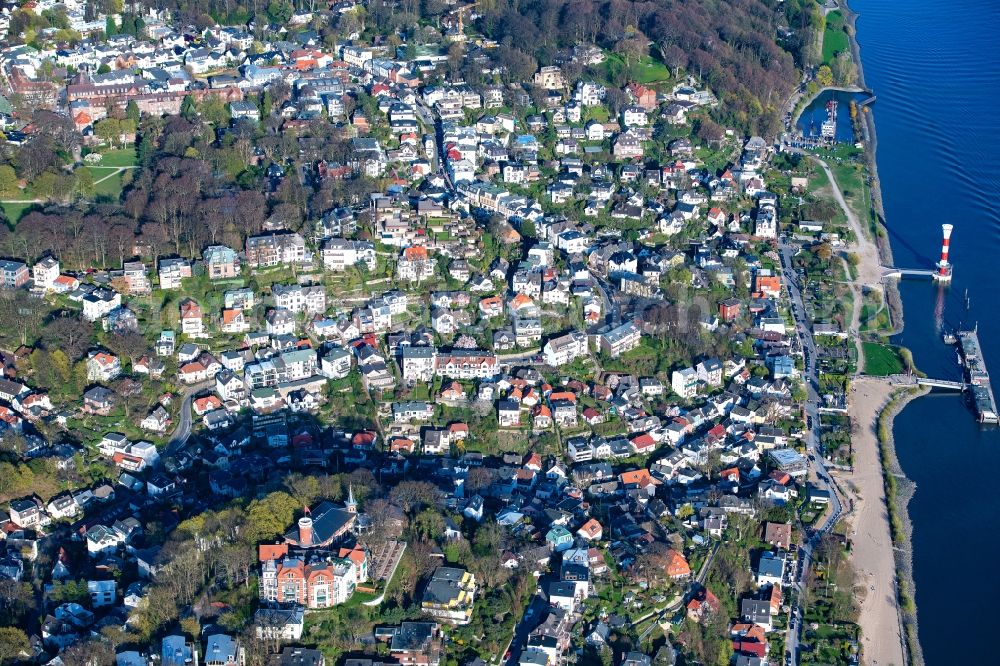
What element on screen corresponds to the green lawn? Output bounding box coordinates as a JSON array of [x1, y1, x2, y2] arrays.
[[603, 52, 672, 85], [823, 10, 850, 63], [1, 201, 37, 224], [584, 105, 610, 123], [87, 148, 137, 168], [863, 342, 904, 376], [93, 170, 125, 199]]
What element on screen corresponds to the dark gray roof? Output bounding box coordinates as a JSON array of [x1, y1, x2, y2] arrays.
[[390, 621, 437, 651], [283, 500, 354, 547]]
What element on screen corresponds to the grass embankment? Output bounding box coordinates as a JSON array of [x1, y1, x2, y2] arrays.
[[602, 52, 672, 85], [875, 389, 923, 665], [862, 342, 903, 376], [823, 10, 850, 63]]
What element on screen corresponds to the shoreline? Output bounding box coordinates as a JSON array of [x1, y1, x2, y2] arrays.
[[873, 385, 926, 666], [841, 379, 920, 666], [839, 1, 921, 664], [841, 0, 905, 336]]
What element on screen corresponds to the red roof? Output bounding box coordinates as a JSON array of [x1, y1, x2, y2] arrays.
[[733, 641, 766, 658], [259, 543, 288, 562], [351, 431, 377, 447], [630, 432, 656, 449]]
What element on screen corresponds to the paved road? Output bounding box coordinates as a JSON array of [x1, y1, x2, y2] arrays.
[[778, 238, 846, 664], [502, 593, 547, 666], [164, 380, 214, 454], [589, 270, 621, 325], [414, 98, 460, 197]]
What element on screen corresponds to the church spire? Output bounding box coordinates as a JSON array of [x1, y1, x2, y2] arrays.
[[346, 484, 357, 513]]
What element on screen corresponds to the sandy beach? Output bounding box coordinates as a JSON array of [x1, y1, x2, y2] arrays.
[[838, 378, 906, 666]]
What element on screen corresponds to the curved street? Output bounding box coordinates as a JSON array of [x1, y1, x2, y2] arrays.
[[164, 379, 215, 454]]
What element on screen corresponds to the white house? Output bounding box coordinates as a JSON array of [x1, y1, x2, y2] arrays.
[[543, 330, 589, 366], [88, 579, 117, 607], [32, 256, 60, 291], [621, 106, 648, 127], [671, 367, 698, 399]]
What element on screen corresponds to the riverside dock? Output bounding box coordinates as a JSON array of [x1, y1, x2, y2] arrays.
[[957, 328, 999, 423]]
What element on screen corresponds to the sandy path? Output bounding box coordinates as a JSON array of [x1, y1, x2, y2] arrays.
[[838, 378, 906, 666], [812, 157, 884, 292], [841, 257, 866, 370]]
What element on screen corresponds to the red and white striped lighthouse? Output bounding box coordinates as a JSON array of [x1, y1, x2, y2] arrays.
[[935, 223, 954, 281]]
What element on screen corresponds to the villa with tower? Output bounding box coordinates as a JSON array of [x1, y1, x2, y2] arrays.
[[257, 489, 369, 608]]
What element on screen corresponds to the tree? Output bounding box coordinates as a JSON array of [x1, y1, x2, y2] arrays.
[[180, 95, 197, 121], [464, 467, 494, 495], [43, 315, 93, 361], [200, 94, 230, 127], [0, 579, 34, 625], [635, 542, 679, 589], [32, 171, 64, 202], [816, 64, 834, 87], [390, 480, 439, 513], [75, 166, 95, 197], [0, 626, 29, 664], [243, 491, 300, 543], [266, 0, 293, 23], [62, 637, 115, 666], [696, 118, 725, 146], [447, 42, 464, 78], [283, 473, 320, 506], [49, 349, 72, 385], [0, 165, 18, 198], [125, 100, 141, 124], [815, 242, 834, 262], [0, 290, 46, 347], [105, 331, 147, 366], [0, 430, 26, 456], [112, 378, 143, 417], [105, 15, 115, 38], [831, 52, 857, 86], [614, 32, 647, 67], [406, 537, 439, 581], [259, 89, 273, 118], [411, 508, 445, 540]]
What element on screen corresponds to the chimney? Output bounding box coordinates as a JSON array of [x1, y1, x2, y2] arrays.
[[298, 516, 313, 546]]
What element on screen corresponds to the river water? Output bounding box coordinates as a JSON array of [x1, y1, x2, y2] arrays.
[[849, 0, 1000, 662]]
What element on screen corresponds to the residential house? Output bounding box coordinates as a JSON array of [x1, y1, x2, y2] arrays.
[[87, 351, 121, 382], [158, 257, 192, 289], [204, 245, 241, 279], [421, 567, 476, 625], [245, 231, 308, 269], [543, 331, 588, 367], [179, 299, 205, 337]]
